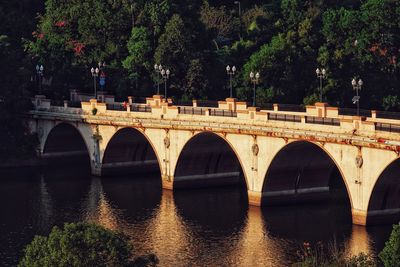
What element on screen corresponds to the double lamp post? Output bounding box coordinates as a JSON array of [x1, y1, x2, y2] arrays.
[[35, 64, 44, 94], [154, 64, 170, 98], [90, 62, 106, 99]]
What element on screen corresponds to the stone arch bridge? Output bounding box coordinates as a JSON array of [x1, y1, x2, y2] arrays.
[[28, 94, 400, 226]]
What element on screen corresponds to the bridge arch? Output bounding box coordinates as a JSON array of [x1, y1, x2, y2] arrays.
[[173, 131, 248, 190], [101, 127, 161, 175], [261, 140, 352, 210], [367, 156, 400, 224], [42, 122, 90, 165]]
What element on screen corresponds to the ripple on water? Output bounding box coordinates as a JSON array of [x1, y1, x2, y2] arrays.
[[0, 169, 395, 266]]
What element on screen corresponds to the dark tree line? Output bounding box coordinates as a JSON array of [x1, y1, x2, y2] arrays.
[[0, 0, 44, 160], [24, 0, 400, 108]]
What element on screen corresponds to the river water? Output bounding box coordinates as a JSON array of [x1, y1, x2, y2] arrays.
[[0, 165, 393, 266]]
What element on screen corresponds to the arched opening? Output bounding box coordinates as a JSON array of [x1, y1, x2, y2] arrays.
[[174, 132, 246, 189], [368, 158, 400, 225], [102, 128, 160, 176], [41, 124, 92, 223], [173, 132, 248, 242], [43, 123, 90, 168], [261, 141, 352, 239]]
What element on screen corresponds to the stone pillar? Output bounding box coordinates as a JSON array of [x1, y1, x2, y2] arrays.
[[352, 209, 367, 226], [273, 104, 279, 112], [315, 102, 329, 117], [91, 164, 102, 176], [161, 175, 174, 190], [225, 98, 237, 111], [128, 96, 133, 105], [248, 107, 257, 120], [248, 191, 262, 206], [63, 100, 68, 108]]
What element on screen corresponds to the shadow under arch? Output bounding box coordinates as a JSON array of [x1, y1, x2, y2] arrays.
[[43, 122, 90, 167], [261, 141, 352, 241], [367, 157, 400, 225], [261, 140, 351, 206], [173, 132, 247, 190], [101, 128, 161, 176]]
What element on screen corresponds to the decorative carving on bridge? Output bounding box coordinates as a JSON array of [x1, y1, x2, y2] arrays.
[[164, 137, 170, 148], [355, 155, 363, 168], [252, 144, 259, 156], [92, 125, 102, 141]]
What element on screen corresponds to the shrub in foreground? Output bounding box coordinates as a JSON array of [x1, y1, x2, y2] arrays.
[[379, 223, 400, 267], [18, 222, 158, 267], [293, 241, 376, 267]]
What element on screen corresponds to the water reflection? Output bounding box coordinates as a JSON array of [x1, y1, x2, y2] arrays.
[[0, 168, 395, 266]]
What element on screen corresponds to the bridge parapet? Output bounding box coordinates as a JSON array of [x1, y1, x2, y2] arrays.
[[31, 94, 400, 143]]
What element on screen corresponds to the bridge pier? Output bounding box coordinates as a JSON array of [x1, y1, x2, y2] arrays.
[[91, 164, 102, 176], [352, 209, 367, 226], [161, 175, 174, 190], [248, 191, 262, 206]]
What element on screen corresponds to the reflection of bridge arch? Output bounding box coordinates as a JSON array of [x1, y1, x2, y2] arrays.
[[262, 141, 351, 212], [43, 122, 90, 165], [101, 128, 161, 176], [367, 157, 400, 224], [173, 132, 248, 190]]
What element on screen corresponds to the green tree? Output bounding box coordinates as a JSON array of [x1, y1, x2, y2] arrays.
[[26, 0, 132, 97], [122, 26, 152, 94], [184, 58, 208, 99], [154, 14, 191, 96], [0, 35, 38, 160], [19, 222, 158, 267], [379, 223, 400, 267]]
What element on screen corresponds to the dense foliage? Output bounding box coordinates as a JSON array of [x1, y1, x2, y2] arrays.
[[379, 223, 400, 267], [25, 0, 399, 109], [0, 0, 42, 160], [18, 222, 158, 267]]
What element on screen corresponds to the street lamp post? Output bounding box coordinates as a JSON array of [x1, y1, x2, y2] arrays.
[[154, 64, 163, 95], [315, 68, 326, 102], [226, 65, 237, 98], [161, 68, 170, 98], [249, 71, 260, 107], [351, 78, 363, 116], [36, 65, 44, 94], [234, 1, 242, 39], [90, 67, 100, 99]]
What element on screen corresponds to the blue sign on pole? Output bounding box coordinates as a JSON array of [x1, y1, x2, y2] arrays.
[[99, 77, 106, 87]]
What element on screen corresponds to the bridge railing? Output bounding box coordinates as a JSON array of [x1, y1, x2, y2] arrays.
[[305, 116, 340, 126], [209, 109, 237, 117], [178, 107, 207, 115], [268, 113, 301, 122], [131, 104, 151, 113], [375, 122, 400, 133], [106, 103, 126, 111]]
